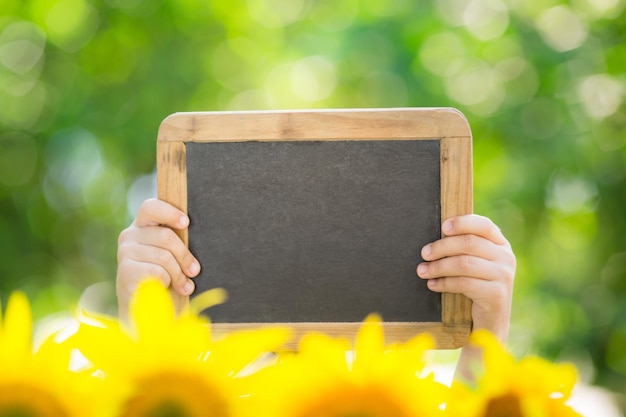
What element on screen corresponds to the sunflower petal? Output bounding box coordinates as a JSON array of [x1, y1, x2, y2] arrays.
[[70, 320, 135, 373], [0, 291, 32, 361], [355, 313, 385, 363], [470, 329, 515, 372], [210, 327, 291, 374], [130, 279, 176, 342], [188, 288, 228, 316]]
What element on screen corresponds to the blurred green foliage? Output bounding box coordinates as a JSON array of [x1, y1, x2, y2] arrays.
[[1, 0, 625, 393]]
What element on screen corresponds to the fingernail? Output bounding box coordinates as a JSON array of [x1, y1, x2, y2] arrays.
[[421, 244, 431, 259], [442, 220, 452, 234], [417, 263, 428, 276], [183, 280, 194, 295], [180, 215, 189, 228], [189, 261, 200, 276], [428, 279, 438, 289]]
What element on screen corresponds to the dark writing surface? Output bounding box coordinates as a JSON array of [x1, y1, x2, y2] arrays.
[[187, 140, 442, 323]]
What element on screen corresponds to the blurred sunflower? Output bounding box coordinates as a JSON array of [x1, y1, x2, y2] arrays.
[[0, 290, 101, 417], [71, 278, 290, 417], [446, 329, 582, 417], [251, 314, 448, 417]]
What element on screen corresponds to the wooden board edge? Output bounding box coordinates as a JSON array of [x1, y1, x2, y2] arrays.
[[440, 135, 474, 332], [211, 322, 471, 350], [156, 140, 190, 311], [157, 107, 471, 142]]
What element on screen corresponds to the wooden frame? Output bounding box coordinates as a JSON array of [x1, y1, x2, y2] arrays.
[[157, 108, 473, 349]]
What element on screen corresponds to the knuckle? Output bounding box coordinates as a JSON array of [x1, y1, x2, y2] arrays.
[[457, 255, 474, 270], [489, 281, 506, 298], [456, 277, 473, 294], [501, 253, 517, 282], [115, 276, 136, 300], [117, 227, 133, 246], [165, 256, 184, 280], [141, 198, 158, 211], [441, 276, 472, 295], [508, 251, 517, 268], [488, 285, 508, 310], [163, 252, 177, 270], [462, 234, 477, 251], [145, 264, 170, 283], [117, 262, 169, 292], [117, 240, 133, 264], [135, 199, 154, 222], [158, 227, 178, 247], [486, 218, 499, 233], [180, 250, 195, 269], [504, 265, 516, 284], [148, 246, 179, 276], [115, 260, 133, 284]]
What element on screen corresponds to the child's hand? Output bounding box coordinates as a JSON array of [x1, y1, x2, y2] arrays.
[[417, 214, 516, 343], [116, 198, 200, 318]]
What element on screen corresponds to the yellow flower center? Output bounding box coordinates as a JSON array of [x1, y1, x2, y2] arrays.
[[483, 393, 523, 417], [295, 383, 413, 417], [118, 370, 231, 417], [0, 383, 70, 417]]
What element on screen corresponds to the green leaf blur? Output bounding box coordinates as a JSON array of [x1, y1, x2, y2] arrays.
[[1, 0, 625, 394]]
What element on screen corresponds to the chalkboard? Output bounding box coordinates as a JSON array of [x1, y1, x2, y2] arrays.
[[157, 108, 473, 348]]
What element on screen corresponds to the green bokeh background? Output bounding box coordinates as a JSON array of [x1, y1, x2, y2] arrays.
[[1, 0, 625, 395]]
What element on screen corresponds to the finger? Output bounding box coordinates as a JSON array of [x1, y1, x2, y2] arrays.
[[118, 235, 198, 295], [117, 260, 195, 297], [423, 276, 481, 296], [422, 234, 504, 262], [128, 243, 195, 293], [135, 198, 189, 229], [426, 276, 512, 342], [118, 254, 195, 297], [119, 226, 200, 278], [417, 255, 505, 282], [442, 214, 508, 246], [425, 276, 508, 305], [116, 259, 172, 299], [136, 226, 200, 277]]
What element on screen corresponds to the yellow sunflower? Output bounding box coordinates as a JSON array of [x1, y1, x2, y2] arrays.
[[250, 314, 448, 417], [0, 290, 101, 417], [446, 330, 582, 417], [71, 278, 290, 417]]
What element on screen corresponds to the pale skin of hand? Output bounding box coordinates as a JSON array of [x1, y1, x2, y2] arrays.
[[417, 214, 516, 380], [116, 198, 201, 319]]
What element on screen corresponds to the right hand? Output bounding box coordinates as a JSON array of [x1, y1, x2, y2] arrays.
[[116, 198, 200, 318]]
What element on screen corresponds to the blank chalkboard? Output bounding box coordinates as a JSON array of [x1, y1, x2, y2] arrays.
[[157, 108, 473, 348]]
